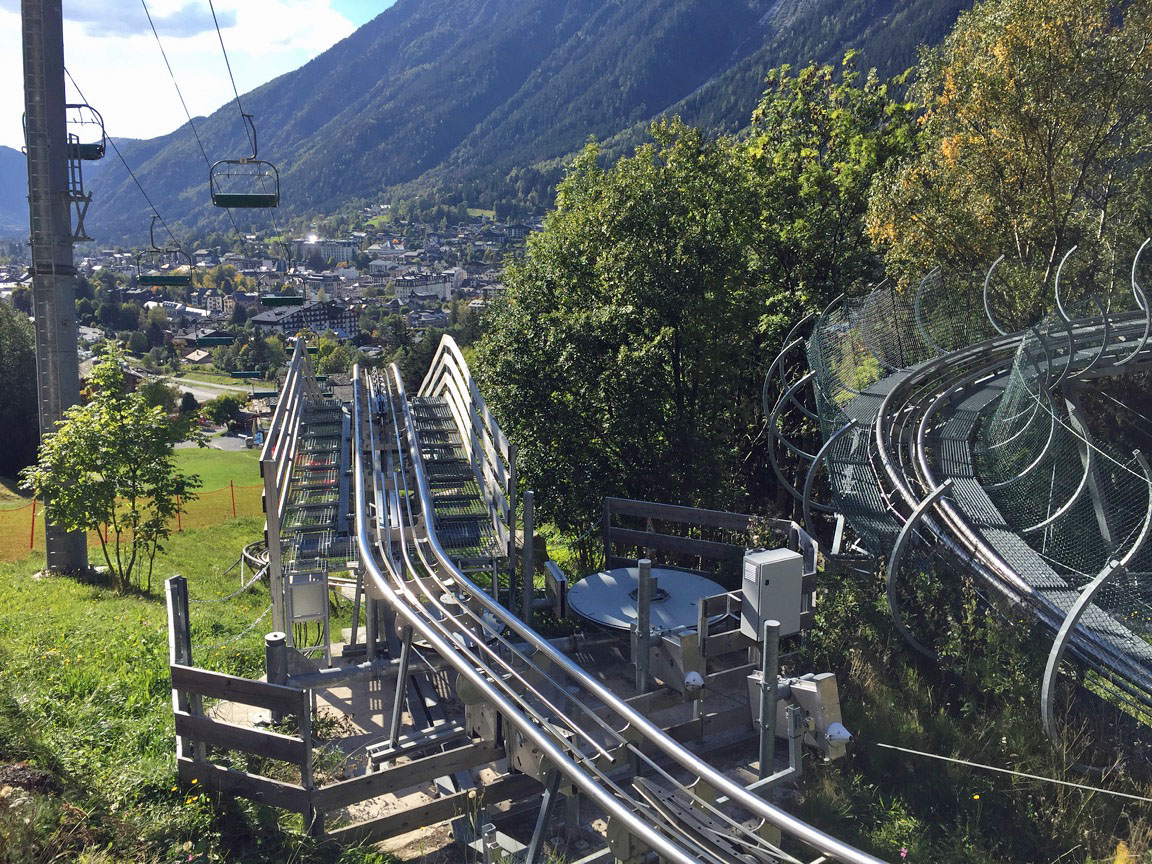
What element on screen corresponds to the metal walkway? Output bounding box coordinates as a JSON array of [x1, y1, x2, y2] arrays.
[[769, 246, 1152, 730]]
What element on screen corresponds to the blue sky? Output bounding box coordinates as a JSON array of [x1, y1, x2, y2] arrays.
[[332, 0, 394, 25], [0, 0, 398, 150]]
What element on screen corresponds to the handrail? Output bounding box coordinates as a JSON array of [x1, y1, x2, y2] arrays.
[[385, 363, 888, 864], [353, 369, 708, 864]]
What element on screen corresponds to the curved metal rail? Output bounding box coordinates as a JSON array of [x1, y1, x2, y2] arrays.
[[354, 362, 889, 864], [777, 247, 1152, 727]]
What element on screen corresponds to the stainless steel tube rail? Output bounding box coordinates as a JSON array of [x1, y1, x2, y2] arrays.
[[868, 318, 1152, 699], [375, 370, 809, 863], [374, 374, 627, 766], [352, 371, 707, 864], [385, 364, 890, 864]]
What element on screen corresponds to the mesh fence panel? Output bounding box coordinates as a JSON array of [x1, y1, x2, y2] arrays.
[[787, 251, 1152, 709], [0, 485, 264, 562]]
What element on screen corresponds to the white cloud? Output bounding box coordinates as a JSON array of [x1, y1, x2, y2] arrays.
[[0, 0, 357, 150]]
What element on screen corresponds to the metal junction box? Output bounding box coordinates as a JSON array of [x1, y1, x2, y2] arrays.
[[740, 548, 803, 639]]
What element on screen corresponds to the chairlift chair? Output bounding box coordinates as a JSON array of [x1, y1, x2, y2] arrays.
[[260, 294, 305, 307], [65, 104, 106, 161], [136, 216, 192, 288], [210, 113, 280, 208]]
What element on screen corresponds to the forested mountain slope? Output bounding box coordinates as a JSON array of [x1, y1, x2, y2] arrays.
[[87, 0, 970, 243]]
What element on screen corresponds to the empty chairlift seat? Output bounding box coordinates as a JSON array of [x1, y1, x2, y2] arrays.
[[65, 104, 105, 161], [210, 159, 280, 207], [209, 113, 280, 208], [137, 248, 192, 288]]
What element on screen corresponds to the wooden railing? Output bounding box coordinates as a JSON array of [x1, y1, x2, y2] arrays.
[[602, 497, 818, 629], [165, 575, 506, 839]]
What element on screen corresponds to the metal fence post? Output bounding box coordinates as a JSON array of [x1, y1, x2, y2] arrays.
[[758, 620, 780, 780], [522, 490, 535, 624], [634, 559, 652, 693], [265, 631, 288, 724]]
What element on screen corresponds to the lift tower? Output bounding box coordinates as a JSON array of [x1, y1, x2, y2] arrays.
[[21, 0, 87, 571]]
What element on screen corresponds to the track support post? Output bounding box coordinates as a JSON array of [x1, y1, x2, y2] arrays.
[[387, 625, 413, 747], [525, 769, 563, 864], [758, 619, 781, 780], [633, 559, 652, 693]]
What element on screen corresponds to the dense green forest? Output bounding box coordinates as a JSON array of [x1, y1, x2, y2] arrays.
[[480, 0, 1152, 534]]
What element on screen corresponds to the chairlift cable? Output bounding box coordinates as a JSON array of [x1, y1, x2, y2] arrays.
[[63, 66, 180, 250], [141, 0, 210, 167], [141, 0, 248, 249], [207, 0, 256, 157], [205, 1, 283, 216]]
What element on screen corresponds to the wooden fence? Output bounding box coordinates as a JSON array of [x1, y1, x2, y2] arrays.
[[602, 497, 818, 629], [165, 575, 508, 840], [0, 484, 262, 562]]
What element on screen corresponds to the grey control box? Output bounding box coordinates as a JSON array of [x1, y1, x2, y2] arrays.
[[740, 547, 803, 639]]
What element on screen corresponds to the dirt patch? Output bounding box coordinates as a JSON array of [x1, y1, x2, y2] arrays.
[[0, 762, 62, 795], [376, 820, 461, 863]]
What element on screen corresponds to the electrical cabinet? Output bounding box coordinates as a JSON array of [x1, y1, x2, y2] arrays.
[[740, 547, 803, 639]]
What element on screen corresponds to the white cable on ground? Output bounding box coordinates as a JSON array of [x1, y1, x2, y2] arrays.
[[190, 566, 267, 604], [873, 742, 1152, 804], [192, 604, 272, 653]]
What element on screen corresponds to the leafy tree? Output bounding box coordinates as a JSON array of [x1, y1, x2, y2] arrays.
[[126, 330, 148, 354], [20, 345, 201, 592], [137, 379, 179, 414], [747, 56, 914, 341], [208, 332, 286, 377], [0, 301, 39, 479], [317, 343, 362, 375], [867, 0, 1152, 324], [75, 297, 96, 324], [477, 122, 761, 531], [203, 393, 246, 426], [476, 64, 908, 531], [179, 391, 199, 415], [10, 286, 31, 315], [122, 303, 143, 331], [145, 320, 165, 349]]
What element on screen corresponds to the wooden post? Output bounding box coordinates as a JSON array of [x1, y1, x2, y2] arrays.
[[29, 499, 36, 550], [230, 480, 236, 518], [166, 575, 203, 761], [176, 495, 182, 532], [299, 688, 323, 836]]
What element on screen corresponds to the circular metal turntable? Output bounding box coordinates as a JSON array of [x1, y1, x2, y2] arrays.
[[567, 566, 726, 633]]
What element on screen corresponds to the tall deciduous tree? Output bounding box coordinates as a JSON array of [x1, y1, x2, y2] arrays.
[[21, 346, 202, 592], [748, 55, 914, 342], [867, 0, 1152, 325], [477, 63, 910, 532], [0, 301, 38, 479], [478, 121, 762, 532]]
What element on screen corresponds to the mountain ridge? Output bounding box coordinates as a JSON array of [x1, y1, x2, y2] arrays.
[[0, 146, 29, 235], [85, 0, 971, 244]]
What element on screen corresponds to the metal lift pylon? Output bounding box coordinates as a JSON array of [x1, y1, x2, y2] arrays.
[[21, 0, 87, 571]]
